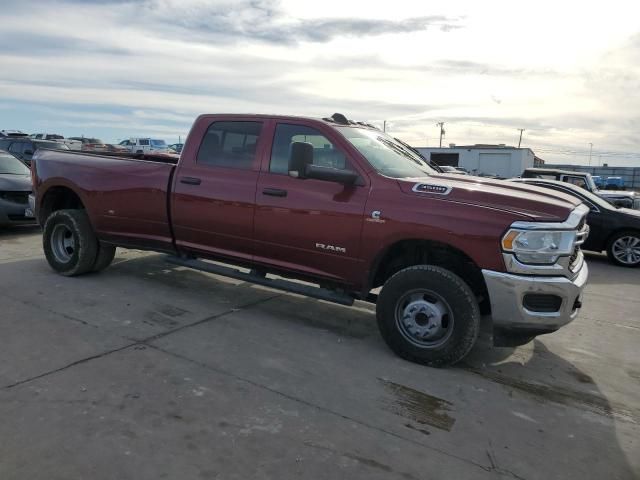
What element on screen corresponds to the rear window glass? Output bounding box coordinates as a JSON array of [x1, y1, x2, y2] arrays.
[[197, 121, 262, 170]]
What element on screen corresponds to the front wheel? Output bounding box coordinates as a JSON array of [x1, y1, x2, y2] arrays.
[[606, 231, 640, 267], [43, 209, 98, 276], [376, 265, 480, 367]]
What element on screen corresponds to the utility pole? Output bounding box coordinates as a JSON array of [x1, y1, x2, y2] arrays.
[[436, 122, 445, 147], [588, 143, 593, 166], [517, 129, 525, 148], [383, 120, 386, 133]]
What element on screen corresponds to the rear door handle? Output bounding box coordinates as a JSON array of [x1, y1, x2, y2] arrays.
[[262, 188, 287, 197], [180, 177, 201, 185]]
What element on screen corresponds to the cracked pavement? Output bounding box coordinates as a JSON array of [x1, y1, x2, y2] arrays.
[[1, 226, 639, 479]]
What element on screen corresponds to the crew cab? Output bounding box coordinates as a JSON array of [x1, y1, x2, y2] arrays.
[[522, 168, 639, 210], [31, 113, 590, 366]]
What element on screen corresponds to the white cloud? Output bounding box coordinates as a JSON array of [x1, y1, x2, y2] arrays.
[[0, 0, 639, 164]]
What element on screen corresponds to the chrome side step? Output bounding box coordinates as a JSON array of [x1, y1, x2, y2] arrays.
[[165, 256, 355, 306]]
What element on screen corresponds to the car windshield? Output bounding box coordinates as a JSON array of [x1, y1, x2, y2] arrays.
[[0, 153, 29, 174], [34, 141, 69, 150], [336, 127, 434, 178], [151, 140, 166, 146]]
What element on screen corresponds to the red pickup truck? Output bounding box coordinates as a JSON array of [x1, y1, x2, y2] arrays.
[[31, 113, 590, 366]]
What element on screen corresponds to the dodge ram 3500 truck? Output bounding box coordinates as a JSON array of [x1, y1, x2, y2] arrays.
[[31, 113, 590, 366]]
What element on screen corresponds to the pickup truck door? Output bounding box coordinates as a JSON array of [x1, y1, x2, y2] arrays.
[[253, 121, 369, 286], [171, 118, 266, 262]]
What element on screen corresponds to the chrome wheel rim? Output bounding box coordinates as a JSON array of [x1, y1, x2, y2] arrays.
[[51, 224, 76, 263], [395, 289, 454, 348], [612, 236, 640, 265]]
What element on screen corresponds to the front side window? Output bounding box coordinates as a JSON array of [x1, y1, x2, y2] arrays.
[[197, 121, 262, 170], [270, 124, 348, 174], [151, 140, 166, 146]]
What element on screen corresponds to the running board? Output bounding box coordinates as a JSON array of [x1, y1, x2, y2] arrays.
[[165, 256, 355, 306]]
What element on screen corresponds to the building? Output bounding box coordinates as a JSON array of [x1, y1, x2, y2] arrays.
[[416, 144, 543, 178]]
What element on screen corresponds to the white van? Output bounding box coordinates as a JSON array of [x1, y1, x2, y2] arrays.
[[118, 138, 168, 154]]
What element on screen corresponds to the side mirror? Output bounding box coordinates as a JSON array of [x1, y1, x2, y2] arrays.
[[305, 165, 358, 185], [288, 141, 313, 179]]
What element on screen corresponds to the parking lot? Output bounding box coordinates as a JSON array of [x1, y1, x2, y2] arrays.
[[0, 225, 638, 480]]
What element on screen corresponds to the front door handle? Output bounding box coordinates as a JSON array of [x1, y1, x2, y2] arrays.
[[262, 188, 287, 197], [180, 177, 201, 185]]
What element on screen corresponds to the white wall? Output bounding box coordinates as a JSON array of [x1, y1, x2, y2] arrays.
[[416, 147, 535, 178]]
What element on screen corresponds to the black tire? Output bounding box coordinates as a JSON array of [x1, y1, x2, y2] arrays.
[[43, 209, 98, 276], [606, 230, 640, 267], [92, 243, 117, 272], [376, 265, 480, 367]]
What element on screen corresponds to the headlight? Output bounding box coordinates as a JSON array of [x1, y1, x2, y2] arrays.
[[502, 229, 577, 265]]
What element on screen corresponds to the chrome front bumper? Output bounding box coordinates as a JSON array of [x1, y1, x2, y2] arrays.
[[482, 260, 588, 333]]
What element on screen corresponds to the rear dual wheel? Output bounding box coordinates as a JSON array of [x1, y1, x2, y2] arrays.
[[376, 265, 480, 367], [43, 209, 115, 276]]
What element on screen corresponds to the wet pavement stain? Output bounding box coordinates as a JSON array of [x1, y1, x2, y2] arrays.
[[378, 378, 455, 432], [463, 366, 639, 424]]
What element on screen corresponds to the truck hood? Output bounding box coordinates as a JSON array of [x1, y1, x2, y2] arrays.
[[0, 174, 31, 192], [398, 174, 581, 222]]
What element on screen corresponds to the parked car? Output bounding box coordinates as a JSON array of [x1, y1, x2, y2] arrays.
[[30, 133, 82, 151], [0, 130, 28, 138], [68, 137, 109, 153], [591, 175, 605, 189], [0, 150, 35, 227], [168, 143, 184, 154], [439, 165, 467, 175], [511, 178, 640, 267], [604, 176, 625, 190], [32, 112, 590, 366], [522, 168, 639, 209], [119, 138, 168, 154], [0, 138, 70, 166]]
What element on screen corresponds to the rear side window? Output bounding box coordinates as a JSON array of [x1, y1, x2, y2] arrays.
[[197, 121, 262, 170], [270, 124, 348, 174], [139, 139, 150, 146]]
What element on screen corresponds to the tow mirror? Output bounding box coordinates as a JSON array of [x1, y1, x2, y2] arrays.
[[288, 141, 313, 179], [305, 165, 358, 185]]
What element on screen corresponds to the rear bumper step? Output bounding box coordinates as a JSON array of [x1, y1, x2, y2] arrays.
[[165, 256, 355, 306]]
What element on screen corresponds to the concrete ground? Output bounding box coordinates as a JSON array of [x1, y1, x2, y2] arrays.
[[1, 225, 639, 480]]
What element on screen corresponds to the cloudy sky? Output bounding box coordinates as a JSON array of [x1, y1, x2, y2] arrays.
[[0, 0, 639, 165]]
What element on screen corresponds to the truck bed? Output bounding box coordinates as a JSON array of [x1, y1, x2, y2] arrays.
[[33, 149, 177, 251]]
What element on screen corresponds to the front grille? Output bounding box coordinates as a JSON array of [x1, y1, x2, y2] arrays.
[[0, 191, 29, 205], [568, 246, 580, 267], [523, 294, 563, 313]]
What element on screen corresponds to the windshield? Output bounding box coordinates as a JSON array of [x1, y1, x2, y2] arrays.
[[151, 139, 166, 146], [336, 127, 435, 178], [0, 153, 30, 174]]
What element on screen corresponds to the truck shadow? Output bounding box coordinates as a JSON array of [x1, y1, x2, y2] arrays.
[[0, 224, 40, 239]]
